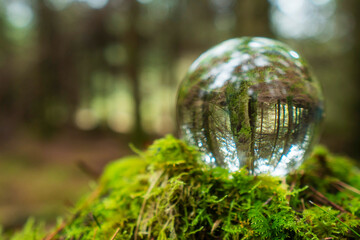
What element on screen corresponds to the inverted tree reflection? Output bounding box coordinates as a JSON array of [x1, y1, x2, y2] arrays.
[[177, 37, 324, 176]]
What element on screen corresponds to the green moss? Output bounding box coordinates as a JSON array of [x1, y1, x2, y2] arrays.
[[2, 136, 360, 239], [1, 218, 46, 240]]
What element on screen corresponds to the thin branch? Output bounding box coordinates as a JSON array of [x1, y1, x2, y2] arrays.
[[92, 227, 98, 240], [286, 178, 297, 202], [333, 180, 360, 195], [77, 160, 100, 180], [211, 219, 222, 235], [308, 186, 348, 213], [301, 198, 305, 211], [262, 196, 273, 206], [111, 228, 120, 240], [44, 221, 66, 240]]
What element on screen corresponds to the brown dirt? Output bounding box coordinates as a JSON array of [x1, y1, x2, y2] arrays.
[[0, 130, 135, 230]]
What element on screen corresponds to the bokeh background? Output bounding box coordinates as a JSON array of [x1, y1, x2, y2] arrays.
[[1, 0, 360, 232]]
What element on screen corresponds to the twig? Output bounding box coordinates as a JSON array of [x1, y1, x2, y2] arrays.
[[308, 186, 347, 213], [92, 228, 98, 240], [211, 219, 222, 235], [333, 181, 360, 195], [262, 196, 273, 206], [309, 201, 360, 238], [111, 228, 120, 240], [44, 221, 66, 240], [332, 183, 345, 193], [286, 179, 297, 202], [44, 210, 82, 240], [77, 160, 100, 180], [301, 198, 305, 211]]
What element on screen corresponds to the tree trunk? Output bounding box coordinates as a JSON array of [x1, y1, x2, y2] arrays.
[[235, 0, 273, 37], [126, 0, 144, 145], [343, 0, 360, 158]]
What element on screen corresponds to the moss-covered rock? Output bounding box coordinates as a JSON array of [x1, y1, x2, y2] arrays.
[[2, 136, 360, 239]]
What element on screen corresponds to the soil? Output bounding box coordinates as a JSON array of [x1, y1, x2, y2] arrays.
[[0, 130, 136, 230]]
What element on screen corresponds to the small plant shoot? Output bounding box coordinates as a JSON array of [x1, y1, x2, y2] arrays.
[[177, 37, 325, 176]]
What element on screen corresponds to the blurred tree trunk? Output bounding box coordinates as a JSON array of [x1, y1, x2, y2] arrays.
[[126, 0, 144, 144], [341, 0, 360, 158], [162, 1, 184, 135], [350, 1, 360, 158], [0, 12, 16, 140], [235, 0, 272, 37], [34, 0, 61, 135], [33, 0, 79, 135]]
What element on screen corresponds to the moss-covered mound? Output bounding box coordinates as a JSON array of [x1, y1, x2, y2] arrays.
[[2, 136, 360, 239]]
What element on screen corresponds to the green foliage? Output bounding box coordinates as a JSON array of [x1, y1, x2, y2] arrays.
[[1, 136, 360, 239], [6, 218, 46, 240]]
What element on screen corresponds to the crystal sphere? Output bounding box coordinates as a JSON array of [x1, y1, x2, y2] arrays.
[[176, 37, 324, 176]]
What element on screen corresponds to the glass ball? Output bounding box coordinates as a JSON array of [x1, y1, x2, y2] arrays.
[[176, 37, 324, 176]]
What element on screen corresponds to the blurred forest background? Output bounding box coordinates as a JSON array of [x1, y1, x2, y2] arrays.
[[1, 0, 360, 232]]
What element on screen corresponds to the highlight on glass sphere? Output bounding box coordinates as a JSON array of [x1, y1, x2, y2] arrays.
[[176, 37, 324, 176]]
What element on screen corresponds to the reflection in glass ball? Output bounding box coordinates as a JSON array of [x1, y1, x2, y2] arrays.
[[176, 37, 324, 176]]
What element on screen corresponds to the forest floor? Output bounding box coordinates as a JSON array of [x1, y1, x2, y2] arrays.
[[0, 130, 140, 231], [0, 130, 357, 234]]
